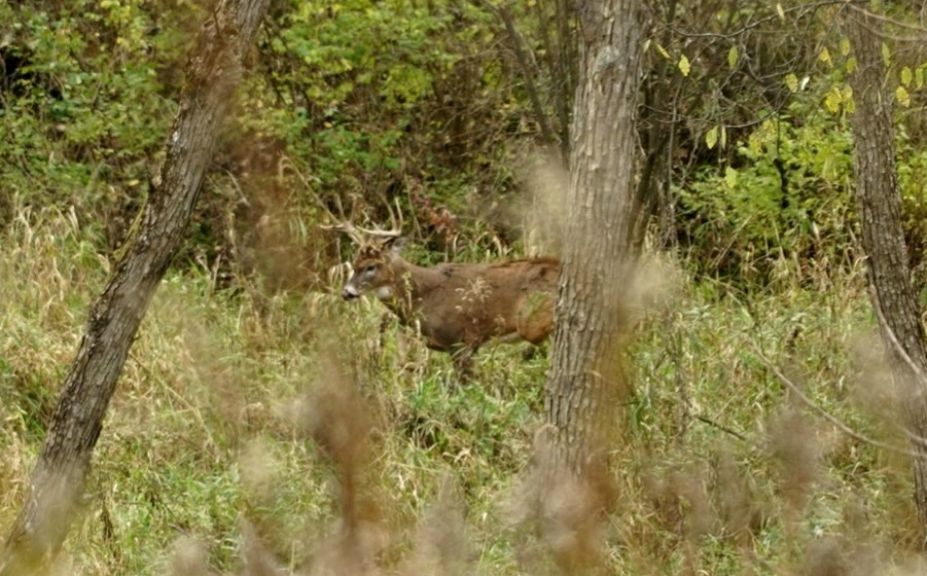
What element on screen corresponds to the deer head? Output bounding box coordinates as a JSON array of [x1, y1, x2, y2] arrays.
[[341, 236, 406, 300], [319, 206, 405, 301]]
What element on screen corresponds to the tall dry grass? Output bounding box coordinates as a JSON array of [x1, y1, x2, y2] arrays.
[[2, 206, 927, 574]]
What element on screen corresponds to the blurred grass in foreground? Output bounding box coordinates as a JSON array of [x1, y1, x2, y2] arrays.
[[1, 209, 925, 574]]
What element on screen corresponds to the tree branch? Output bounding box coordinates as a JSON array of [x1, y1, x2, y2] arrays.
[[0, 0, 270, 572]]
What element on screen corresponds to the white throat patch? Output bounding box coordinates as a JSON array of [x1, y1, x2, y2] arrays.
[[376, 286, 394, 300]]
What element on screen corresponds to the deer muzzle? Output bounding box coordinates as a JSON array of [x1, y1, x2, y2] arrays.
[[342, 284, 361, 300]]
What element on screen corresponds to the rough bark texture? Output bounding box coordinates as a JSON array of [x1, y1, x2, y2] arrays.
[[545, 0, 646, 471], [846, 8, 927, 541], [0, 0, 270, 571]]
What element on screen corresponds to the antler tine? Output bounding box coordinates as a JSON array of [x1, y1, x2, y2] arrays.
[[320, 195, 403, 243], [353, 223, 402, 238], [346, 197, 403, 239], [387, 197, 404, 236], [319, 221, 365, 245]]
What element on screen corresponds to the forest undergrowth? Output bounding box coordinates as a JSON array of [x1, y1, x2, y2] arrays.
[[2, 206, 926, 575]]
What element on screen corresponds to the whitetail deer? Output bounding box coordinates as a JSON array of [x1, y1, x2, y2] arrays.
[[328, 222, 560, 378]]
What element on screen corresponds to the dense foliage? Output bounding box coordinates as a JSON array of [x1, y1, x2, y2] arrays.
[[5, 1, 927, 287]]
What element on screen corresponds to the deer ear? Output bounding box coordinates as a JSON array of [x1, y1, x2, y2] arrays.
[[384, 235, 407, 255]]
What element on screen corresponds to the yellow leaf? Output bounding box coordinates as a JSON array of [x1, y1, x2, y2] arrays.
[[846, 57, 858, 75], [897, 85, 911, 107], [785, 73, 799, 93], [727, 46, 739, 70], [902, 66, 913, 87], [705, 126, 718, 150], [917, 66, 924, 89], [776, 3, 785, 21], [678, 54, 691, 77], [655, 43, 670, 59], [882, 42, 891, 66], [818, 48, 832, 67], [840, 37, 851, 56], [824, 86, 842, 113], [725, 167, 738, 189], [720, 125, 727, 150]]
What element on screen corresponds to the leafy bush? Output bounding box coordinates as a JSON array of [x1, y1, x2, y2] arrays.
[[679, 102, 855, 286]]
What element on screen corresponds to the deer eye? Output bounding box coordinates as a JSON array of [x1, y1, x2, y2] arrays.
[[362, 264, 377, 275]]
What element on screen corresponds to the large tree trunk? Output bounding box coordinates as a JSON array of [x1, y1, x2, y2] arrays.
[[845, 8, 927, 541], [545, 0, 646, 471], [0, 0, 270, 571]]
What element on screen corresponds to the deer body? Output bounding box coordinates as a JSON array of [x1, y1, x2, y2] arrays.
[[342, 240, 560, 369]]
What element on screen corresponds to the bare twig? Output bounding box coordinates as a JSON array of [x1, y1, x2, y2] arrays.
[[669, 0, 861, 40], [694, 413, 747, 441], [848, 4, 927, 35], [750, 344, 927, 460], [865, 284, 927, 449], [468, 0, 558, 147]]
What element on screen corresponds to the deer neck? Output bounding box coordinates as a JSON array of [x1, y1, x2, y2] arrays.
[[379, 257, 442, 323]]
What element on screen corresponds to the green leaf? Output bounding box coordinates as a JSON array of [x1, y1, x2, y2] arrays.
[[917, 66, 925, 89], [897, 85, 911, 107], [882, 42, 891, 66], [705, 126, 719, 150], [678, 54, 691, 77], [902, 66, 913, 87], [727, 46, 739, 70], [785, 73, 799, 93]]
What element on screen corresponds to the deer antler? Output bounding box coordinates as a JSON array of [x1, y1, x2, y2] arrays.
[[320, 217, 401, 245], [321, 197, 404, 243]]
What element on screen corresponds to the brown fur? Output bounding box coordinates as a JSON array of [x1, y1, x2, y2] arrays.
[[342, 241, 560, 362]]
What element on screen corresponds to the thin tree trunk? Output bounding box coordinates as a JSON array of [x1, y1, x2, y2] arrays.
[[533, 4, 645, 570], [469, 0, 558, 150], [545, 0, 646, 471], [0, 0, 269, 571], [845, 7, 927, 541]]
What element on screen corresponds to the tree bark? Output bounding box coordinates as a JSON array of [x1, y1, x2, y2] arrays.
[[545, 0, 646, 471], [845, 7, 927, 541], [0, 0, 270, 571]]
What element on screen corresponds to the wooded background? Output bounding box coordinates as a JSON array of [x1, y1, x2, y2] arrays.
[[5, 0, 927, 574]]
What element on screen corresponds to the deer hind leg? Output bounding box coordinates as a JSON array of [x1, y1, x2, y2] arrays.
[[521, 344, 542, 361], [516, 293, 555, 345], [450, 346, 477, 385]]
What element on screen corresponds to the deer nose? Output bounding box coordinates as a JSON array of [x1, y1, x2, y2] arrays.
[[342, 285, 360, 300]]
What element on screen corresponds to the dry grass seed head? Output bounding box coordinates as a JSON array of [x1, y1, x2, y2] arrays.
[[513, 151, 568, 258], [767, 405, 823, 514], [239, 438, 279, 505], [168, 535, 213, 576], [505, 429, 616, 575], [293, 354, 388, 576], [397, 475, 471, 576], [715, 448, 764, 549]]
